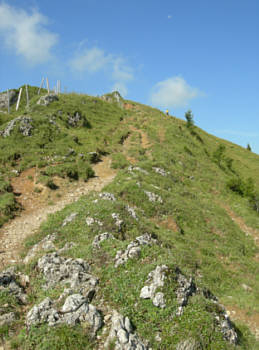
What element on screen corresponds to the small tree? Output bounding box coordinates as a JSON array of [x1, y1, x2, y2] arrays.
[[247, 143, 252, 151], [185, 110, 194, 128]]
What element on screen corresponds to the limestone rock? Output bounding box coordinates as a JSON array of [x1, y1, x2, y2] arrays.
[[176, 338, 202, 350], [0, 268, 27, 304], [104, 310, 148, 349], [128, 166, 148, 175], [92, 233, 115, 249], [0, 90, 18, 109], [37, 252, 98, 291], [152, 167, 169, 176], [0, 116, 33, 137], [112, 213, 124, 230], [61, 294, 102, 334], [0, 312, 16, 326], [86, 217, 103, 226], [24, 234, 56, 264], [26, 294, 102, 334], [125, 205, 138, 221], [62, 212, 78, 227], [115, 234, 157, 267], [140, 265, 168, 308], [37, 94, 58, 106], [67, 111, 82, 127], [101, 91, 124, 108], [99, 192, 116, 201], [26, 297, 59, 327], [175, 270, 196, 316], [144, 191, 163, 204]]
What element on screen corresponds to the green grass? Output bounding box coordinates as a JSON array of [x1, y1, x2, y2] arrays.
[[1, 89, 259, 349]]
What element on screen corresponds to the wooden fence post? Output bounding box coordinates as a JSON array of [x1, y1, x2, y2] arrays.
[[38, 77, 44, 95], [25, 85, 29, 108], [16, 88, 22, 111], [46, 77, 50, 95]]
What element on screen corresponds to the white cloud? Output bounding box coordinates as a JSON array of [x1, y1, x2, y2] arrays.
[[0, 3, 58, 64], [150, 76, 202, 108], [70, 47, 112, 73], [70, 46, 134, 96]]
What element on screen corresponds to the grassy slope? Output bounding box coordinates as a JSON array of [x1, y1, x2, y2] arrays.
[[0, 91, 258, 349]]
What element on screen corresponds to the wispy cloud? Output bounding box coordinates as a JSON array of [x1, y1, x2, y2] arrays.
[[0, 3, 58, 65], [70, 46, 134, 96], [70, 47, 111, 73], [150, 76, 203, 108]]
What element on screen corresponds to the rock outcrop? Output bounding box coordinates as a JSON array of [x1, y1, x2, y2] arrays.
[[115, 234, 157, 267], [37, 94, 59, 106], [101, 91, 124, 108], [104, 310, 148, 349], [37, 252, 98, 293], [0, 268, 27, 304], [140, 265, 169, 308], [26, 294, 102, 334], [0, 116, 33, 137], [0, 90, 18, 109]]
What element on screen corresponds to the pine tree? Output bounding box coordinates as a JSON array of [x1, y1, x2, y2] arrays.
[[185, 110, 194, 128]]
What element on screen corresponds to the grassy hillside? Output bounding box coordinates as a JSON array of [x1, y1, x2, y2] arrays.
[[0, 89, 258, 349]]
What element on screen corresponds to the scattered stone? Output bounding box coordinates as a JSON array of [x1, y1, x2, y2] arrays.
[[99, 192, 116, 201], [101, 91, 124, 108], [215, 308, 238, 345], [24, 234, 56, 264], [115, 234, 157, 268], [0, 268, 27, 304], [0, 116, 33, 137], [104, 310, 148, 349], [92, 233, 115, 249], [67, 111, 82, 127], [58, 242, 76, 253], [37, 94, 59, 106], [241, 283, 252, 292], [61, 294, 102, 334], [152, 167, 169, 176], [62, 212, 78, 227], [144, 191, 163, 204], [176, 338, 202, 350], [37, 252, 98, 292], [112, 213, 124, 230], [140, 265, 168, 308], [26, 297, 59, 327], [125, 205, 138, 220], [128, 166, 148, 175], [0, 312, 16, 326], [26, 294, 102, 335], [86, 217, 103, 226], [175, 269, 196, 316]]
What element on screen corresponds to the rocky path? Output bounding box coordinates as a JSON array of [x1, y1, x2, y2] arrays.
[[0, 157, 117, 269]]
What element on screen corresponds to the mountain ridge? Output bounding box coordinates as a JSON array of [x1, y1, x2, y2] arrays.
[[0, 87, 258, 349]]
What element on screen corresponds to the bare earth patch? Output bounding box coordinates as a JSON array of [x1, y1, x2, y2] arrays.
[[0, 157, 117, 269]]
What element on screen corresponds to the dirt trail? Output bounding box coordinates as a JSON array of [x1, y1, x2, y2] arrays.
[[0, 157, 117, 269], [222, 203, 259, 247]]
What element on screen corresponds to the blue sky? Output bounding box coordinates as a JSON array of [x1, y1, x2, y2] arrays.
[[0, 0, 258, 153]]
